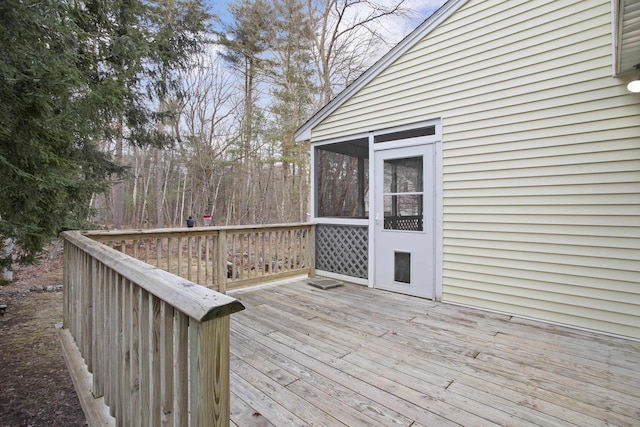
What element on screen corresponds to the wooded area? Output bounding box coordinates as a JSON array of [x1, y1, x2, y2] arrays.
[[0, 0, 433, 268], [96, 0, 418, 229]]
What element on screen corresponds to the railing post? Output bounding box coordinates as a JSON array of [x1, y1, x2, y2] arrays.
[[174, 312, 189, 427], [308, 225, 316, 278], [92, 258, 103, 398], [217, 230, 227, 293], [189, 315, 231, 427], [63, 240, 70, 329]]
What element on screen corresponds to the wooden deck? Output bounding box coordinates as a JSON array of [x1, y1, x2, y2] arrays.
[[228, 278, 640, 426]]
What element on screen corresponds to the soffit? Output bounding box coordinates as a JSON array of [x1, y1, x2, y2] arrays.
[[617, 0, 640, 74]]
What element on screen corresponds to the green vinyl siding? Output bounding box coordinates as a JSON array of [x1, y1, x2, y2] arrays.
[[311, 0, 640, 339]]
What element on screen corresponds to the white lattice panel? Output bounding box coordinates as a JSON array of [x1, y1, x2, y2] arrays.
[[316, 225, 368, 279]]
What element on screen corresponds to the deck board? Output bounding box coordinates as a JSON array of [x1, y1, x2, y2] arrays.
[[229, 279, 640, 426]]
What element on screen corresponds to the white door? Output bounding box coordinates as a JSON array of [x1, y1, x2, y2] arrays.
[[374, 143, 435, 298]]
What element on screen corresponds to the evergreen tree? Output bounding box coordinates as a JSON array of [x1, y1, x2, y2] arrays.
[[268, 0, 316, 221], [0, 0, 121, 269], [0, 0, 210, 270], [218, 0, 274, 224], [80, 0, 210, 228]]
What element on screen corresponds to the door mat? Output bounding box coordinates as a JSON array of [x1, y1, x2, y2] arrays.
[[308, 278, 343, 290]]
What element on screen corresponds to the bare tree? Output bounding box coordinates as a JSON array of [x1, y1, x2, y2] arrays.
[[171, 52, 241, 225], [267, 0, 316, 222], [308, 0, 408, 104], [91, 0, 426, 230]]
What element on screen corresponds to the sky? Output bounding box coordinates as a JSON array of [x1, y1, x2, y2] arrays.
[[208, 0, 448, 47], [200, 0, 449, 114], [383, 0, 448, 44]]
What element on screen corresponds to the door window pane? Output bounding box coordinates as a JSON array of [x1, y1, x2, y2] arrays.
[[383, 195, 423, 230], [384, 157, 423, 193], [383, 156, 423, 231]]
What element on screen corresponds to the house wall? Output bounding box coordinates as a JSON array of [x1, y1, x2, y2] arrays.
[[311, 0, 640, 339]]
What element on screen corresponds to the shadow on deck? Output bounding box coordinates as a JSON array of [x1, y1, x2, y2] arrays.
[[229, 278, 640, 426]]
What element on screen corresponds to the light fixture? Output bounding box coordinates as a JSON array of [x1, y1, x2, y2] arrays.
[[628, 79, 640, 92], [627, 64, 640, 93]]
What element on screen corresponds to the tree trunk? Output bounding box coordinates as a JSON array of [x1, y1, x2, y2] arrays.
[[155, 148, 164, 228], [112, 120, 124, 229]]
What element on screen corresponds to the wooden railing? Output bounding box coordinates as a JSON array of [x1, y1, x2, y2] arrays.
[[83, 223, 316, 293], [60, 230, 245, 426]]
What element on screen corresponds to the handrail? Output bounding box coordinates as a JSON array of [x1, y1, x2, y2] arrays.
[[64, 231, 243, 320], [61, 230, 245, 426], [82, 222, 313, 239], [82, 223, 316, 293]]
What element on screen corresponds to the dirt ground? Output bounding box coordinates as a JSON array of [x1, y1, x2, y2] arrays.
[[0, 249, 87, 426]]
